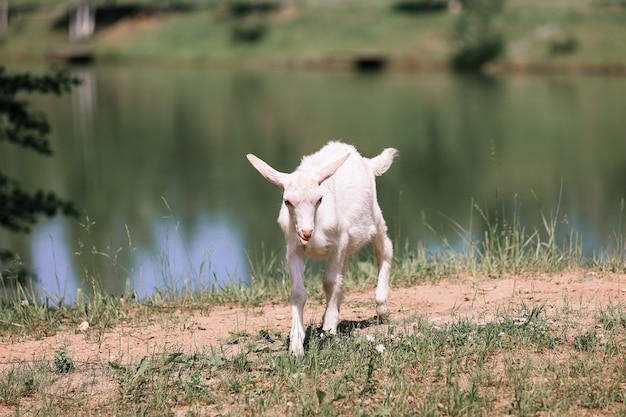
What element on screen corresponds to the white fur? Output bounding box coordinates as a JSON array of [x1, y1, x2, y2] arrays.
[[247, 141, 398, 356]]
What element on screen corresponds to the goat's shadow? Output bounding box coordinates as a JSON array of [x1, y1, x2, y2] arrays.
[[338, 316, 382, 335], [300, 316, 383, 353]]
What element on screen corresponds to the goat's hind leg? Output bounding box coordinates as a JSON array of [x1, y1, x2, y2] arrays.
[[373, 221, 392, 320]]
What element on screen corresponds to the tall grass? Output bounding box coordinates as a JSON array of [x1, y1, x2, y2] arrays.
[[394, 191, 591, 288], [594, 198, 626, 272], [2, 193, 624, 340]]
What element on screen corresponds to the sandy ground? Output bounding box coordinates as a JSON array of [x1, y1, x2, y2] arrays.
[[2, 270, 625, 372]]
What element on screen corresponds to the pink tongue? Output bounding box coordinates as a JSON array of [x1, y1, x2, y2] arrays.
[[299, 236, 309, 245]]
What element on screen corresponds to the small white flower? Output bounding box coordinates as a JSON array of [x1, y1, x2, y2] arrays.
[[375, 344, 386, 354], [291, 372, 304, 380], [20, 299, 29, 307], [365, 334, 376, 343], [320, 332, 326, 340], [287, 401, 294, 408], [514, 316, 528, 326], [78, 321, 89, 332]]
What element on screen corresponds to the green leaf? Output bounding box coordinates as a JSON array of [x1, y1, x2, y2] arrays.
[[316, 389, 326, 405], [163, 352, 184, 365]]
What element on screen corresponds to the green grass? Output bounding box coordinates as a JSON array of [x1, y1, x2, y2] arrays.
[[2, 303, 626, 415], [0, 194, 625, 415], [503, 2, 626, 66], [89, 5, 453, 64], [2, 0, 626, 70]]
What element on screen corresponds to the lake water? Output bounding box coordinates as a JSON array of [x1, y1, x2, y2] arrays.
[[1, 65, 626, 303]]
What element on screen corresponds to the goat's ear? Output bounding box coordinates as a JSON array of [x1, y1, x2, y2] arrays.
[[315, 153, 350, 185], [246, 154, 288, 189]]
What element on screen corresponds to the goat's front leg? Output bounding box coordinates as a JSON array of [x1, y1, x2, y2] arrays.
[[373, 222, 393, 320], [322, 251, 347, 334], [288, 247, 307, 356]]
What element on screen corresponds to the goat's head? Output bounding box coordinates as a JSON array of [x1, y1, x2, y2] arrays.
[[246, 152, 350, 245]]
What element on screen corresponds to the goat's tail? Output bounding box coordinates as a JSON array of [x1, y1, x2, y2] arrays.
[[367, 148, 399, 176]]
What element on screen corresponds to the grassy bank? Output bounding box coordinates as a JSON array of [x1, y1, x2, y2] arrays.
[[1, 194, 625, 337], [2, 0, 626, 73], [1, 197, 625, 414]]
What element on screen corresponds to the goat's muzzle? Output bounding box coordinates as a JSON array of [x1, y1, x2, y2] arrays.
[[299, 229, 313, 245]]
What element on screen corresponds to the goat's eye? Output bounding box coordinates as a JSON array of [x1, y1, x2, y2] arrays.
[[316, 197, 323, 206], [284, 200, 293, 207]]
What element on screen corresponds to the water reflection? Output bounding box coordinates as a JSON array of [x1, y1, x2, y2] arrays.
[[1, 65, 626, 303], [131, 214, 247, 300], [71, 67, 98, 190], [29, 214, 247, 303], [32, 219, 78, 302]]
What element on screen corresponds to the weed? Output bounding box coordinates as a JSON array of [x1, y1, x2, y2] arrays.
[[0, 360, 48, 406], [598, 303, 626, 330], [600, 198, 626, 272], [53, 348, 74, 374], [574, 330, 598, 352]]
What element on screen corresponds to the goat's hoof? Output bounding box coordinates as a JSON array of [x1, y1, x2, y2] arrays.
[[289, 343, 305, 357], [376, 305, 390, 322], [290, 348, 304, 357]]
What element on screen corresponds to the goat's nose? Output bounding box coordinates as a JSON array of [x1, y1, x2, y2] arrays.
[[302, 229, 313, 240]]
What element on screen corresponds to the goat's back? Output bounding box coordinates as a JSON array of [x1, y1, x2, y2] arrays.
[[297, 142, 374, 209], [298, 142, 393, 253]]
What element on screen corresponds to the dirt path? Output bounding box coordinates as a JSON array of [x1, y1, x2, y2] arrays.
[[2, 270, 625, 372]]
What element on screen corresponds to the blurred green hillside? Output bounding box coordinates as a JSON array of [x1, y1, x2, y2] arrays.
[[2, 0, 626, 73]]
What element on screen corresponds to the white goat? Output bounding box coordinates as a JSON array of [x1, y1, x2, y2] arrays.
[[246, 141, 398, 356]]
